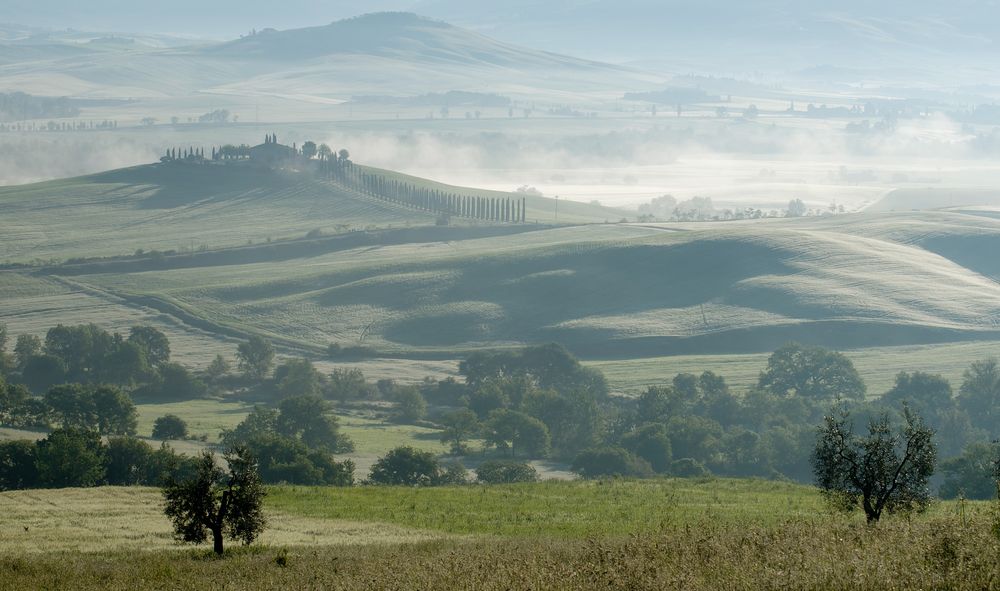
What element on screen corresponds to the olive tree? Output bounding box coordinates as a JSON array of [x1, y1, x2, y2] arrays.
[[162, 447, 266, 555], [813, 407, 935, 524]]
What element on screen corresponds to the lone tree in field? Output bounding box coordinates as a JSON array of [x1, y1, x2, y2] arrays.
[[152, 414, 188, 440], [813, 407, 935, 524], [236, 336, 275, 380], [162, 447, 266, 555]]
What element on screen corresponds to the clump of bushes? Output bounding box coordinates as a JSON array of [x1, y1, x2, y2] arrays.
[[326, 343, 377, 359], [368, 446, 467, 486], [571, 447, 653, 479], [475, 460, 538, 484]]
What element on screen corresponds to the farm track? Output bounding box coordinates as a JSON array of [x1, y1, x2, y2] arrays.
[[47, 223, 553, 276], [44, 275, 308, 355]]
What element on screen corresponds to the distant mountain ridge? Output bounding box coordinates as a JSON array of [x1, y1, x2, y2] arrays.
[[0, 11, 654, 100], [5, 1, 1000, 76]]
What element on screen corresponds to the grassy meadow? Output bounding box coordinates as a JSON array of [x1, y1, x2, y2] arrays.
[[1, 480, 997, 590]]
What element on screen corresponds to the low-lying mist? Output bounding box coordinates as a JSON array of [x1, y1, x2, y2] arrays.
[[0, 136, 160, 185], [314, 114, 1000, 210], [3, 110, 998, 214]]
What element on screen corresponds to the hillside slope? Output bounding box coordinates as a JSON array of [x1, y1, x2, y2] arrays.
[[207, 13, 605, 69], [6, 162, 1000, 359], [63, 213, 1000, 357], [0, 161, 626, 262]]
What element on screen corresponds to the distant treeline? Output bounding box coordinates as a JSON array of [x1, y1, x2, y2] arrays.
[[0, 92, 80, 122], [351, 90, 511, 108], [3, 317, 1000, 496], [624, 87, 718, 105]]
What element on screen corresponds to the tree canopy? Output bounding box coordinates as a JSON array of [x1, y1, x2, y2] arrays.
[[759, 343, 865, 400], [813, 407, 936, 523], [162, 447, 266, 555]]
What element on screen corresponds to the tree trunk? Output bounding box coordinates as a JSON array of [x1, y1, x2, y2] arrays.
[[863, 499, 880, 524], [212, 526, 224, 555], [212, 489, 231, 555]]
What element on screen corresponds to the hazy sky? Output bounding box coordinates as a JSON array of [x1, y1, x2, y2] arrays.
[[7, 0, 998, 39], [5, 1, 999, 66]]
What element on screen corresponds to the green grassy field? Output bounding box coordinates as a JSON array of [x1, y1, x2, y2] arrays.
[[0, 487, 450, 555], [268, 478, 833, 536], [0, 481, 995, 589], [135, 399, 256, 442], [131, 399, 454, 476]]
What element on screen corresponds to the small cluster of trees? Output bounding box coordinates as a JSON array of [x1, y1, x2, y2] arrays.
[[198, 109, 231, 124], [38, 383, 137, 434], [161, 147, 207, 162], [0, 92, 80, 121], [600, 344, 844, 479], [425, 345, 607, 462], [213, 144, 253, 160], [218, 395, 355, 486], [364, 447, 537, 486], [635, 194, 822, 223], [0, 428, 193, 490], [205, 136, 346, 165], [0, 323, 206, 400]]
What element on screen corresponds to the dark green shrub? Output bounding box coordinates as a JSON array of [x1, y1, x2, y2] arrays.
[[475, 460, 538, 484], [571, 447, 652, 479], [152, 414, 188, 440], [671, 458, 710, 478]]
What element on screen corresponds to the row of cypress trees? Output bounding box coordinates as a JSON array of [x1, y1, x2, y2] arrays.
[[323, 159, 527, 223]]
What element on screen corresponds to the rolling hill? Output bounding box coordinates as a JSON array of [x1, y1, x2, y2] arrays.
[[206, 13, 607, 70], [6, 1, 1000, 79], [53, 212, 1000, 359], [5, 155, 1000, 364], [0, 13, 660, 102], [0, 160, 624, 262]]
